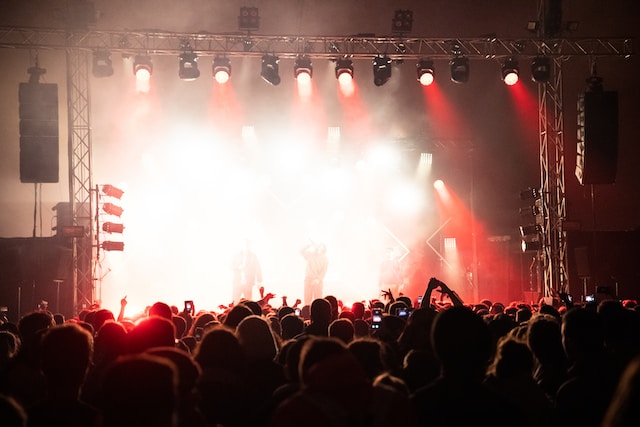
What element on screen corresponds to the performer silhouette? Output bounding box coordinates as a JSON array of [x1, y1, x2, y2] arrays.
[[230, 240, 262, 303], [300, 241, 328, 305]]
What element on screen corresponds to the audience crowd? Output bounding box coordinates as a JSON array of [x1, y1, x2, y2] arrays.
[[1, 276, 640, 426]]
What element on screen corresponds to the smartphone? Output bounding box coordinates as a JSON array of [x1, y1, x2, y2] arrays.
[[371, 308, 383, 329], [184, 300, 194, 313], [294, 307, 301, 316], [396, 307, 409, 317], [585, 294, 596, 303], [417, 296, 423, 306], [194, 327, 203, 341]]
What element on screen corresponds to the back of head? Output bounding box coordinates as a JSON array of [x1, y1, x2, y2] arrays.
[[101, 353, 177, 427], [488, 337, 534, 379], [280, 314, 304, 340], [17, 311, 54, 347], [310, 298, 332, 325], [223, 304, 253, 330], [527, 314, 565, 364], [149, 302, 173, 320], [431, 306, 491, 381], [299, 336, 367, 391], [351, 302, 365, 320], [194, 326, 243, 372], [40, 323, 93, 388], [324, 295, 339, 321], [94, 321, 128, 365], [127, 316, 176, 354], [562, 307, 604, 358], [146, 347, 201, 398], [348, 338, 386, 381], [236, 315, 278, 362], [93, 309, 115, 332], [328, 318, 354, 344]]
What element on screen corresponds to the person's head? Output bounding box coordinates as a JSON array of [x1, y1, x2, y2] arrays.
[[527, 313, 566, 365], [236, 315, 279, 362], [93, 309, 115, 332], [351, 302, 365, 320], [562, 307, 604, 361], [223, 304, 253, 330], [487, 336, 534, 379], [299, 336, 368, 392], [310, 298, 332, 325], [281, 313, 305, 340], [431, 306, 492, 381], [149, 302, 173, 320], [94, 320, 128, 365], [348, 338, 387, 381], [40, 322, 94, 391], [194, 326, 244, 373], [101, 353, 178, 427], [328, 318, 354, 344], [127, 316, 176, 354]]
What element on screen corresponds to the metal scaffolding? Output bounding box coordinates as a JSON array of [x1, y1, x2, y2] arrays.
[[0, 24, 631, 310]]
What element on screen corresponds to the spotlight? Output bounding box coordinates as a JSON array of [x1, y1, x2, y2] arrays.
[[519, 224, 542, 238], [133, 55, 152, 81], [417, 59, 435, 86], [102, 222, 124, 234], [449, 56, 469, 83], [260, 54, 281, 86], [178, 51, 200, 81], [519, 205, 541, 217], [101, 184, 124, 199], [92, 50, 113, 78], [294, 55, 313, 83], [102, 202, 123, 217], [531, 56, 551, 83], [102, 241, 124, 251], [372, 56, 392, 86], [521, 239, 542, 252], [519, 187, 540, 201], [501, 57, 519, 86], [335, 58, 354, 83], [391, 9, 413, 34], [212, 56, 231, 84]]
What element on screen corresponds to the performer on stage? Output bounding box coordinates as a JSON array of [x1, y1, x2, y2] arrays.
[[230, 240, 262, 303], [300, 241, 328, 305], [379, 247, 404, 298]]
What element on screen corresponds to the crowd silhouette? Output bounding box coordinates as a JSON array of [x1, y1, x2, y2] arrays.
[[1, 276, 640, 426]]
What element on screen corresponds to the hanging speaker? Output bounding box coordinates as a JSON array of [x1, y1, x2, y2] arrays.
[[575, 91, 618, 185], [19, 82, 59, 183]]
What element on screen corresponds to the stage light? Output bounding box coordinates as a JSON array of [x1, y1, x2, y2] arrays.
[[450, 56, 469, 83], [102, 241, 124, 251], [531, 56, 551, 83], [521, 239, 542, 252], [101, 184, 124, 199], [261, 54, 281, 86], [372, 56, 392, 87], [519, 205, 541, 217], [102, 222, 124, 234], [335, 58, 354, 83], [519, 224, 542, 238], [102, 202, 123, 217], [212, 56, 231, 84], [133, 55, 152, 81], [178, 51, 200, 81], [519, 187, 540, 201], [294, 55, 313, 83], [92, 50, 113, 78], [238, 6, 260, 31], [391, 9, 413, 34], [501, 57, 519, 86], [417, 59, 435, 86]]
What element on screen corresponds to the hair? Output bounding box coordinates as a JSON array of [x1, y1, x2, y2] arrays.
[[40, 323, 94, 387], [236, 315, 279, 362]]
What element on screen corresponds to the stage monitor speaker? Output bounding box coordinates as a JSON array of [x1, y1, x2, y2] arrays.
[[19, 82, 59, 183], [575, 91, 618, 185]]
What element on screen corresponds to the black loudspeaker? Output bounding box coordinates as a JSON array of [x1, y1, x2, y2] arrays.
[[19, 82, 59, 183], [575, 91, 618, 185]]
